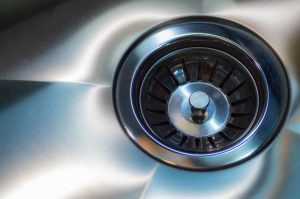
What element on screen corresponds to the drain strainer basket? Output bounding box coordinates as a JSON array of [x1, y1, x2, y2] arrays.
[[114, 17, 290, 170]]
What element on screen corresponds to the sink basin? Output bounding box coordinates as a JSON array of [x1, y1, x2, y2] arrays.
[[0, 0, 299, 198]]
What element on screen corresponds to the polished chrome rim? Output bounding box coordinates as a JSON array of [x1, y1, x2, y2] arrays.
[[114, 17, 290, 170]]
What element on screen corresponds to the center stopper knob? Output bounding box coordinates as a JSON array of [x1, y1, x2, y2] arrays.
[[189, 91, 210, 123]]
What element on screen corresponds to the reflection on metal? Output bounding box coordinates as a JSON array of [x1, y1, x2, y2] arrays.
[[0, 0, 298, 198], [170, 66, 188, 85], [2, 162, 155, 199], [168, 82, 230, 137], [189, 91, 210, 123]]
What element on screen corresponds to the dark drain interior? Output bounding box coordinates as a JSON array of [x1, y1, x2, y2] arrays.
[[137, 46, 261, 153]]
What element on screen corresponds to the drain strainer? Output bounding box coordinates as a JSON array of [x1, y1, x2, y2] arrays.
[[139, 47, 260, 153], [114, 17, 290, 170]]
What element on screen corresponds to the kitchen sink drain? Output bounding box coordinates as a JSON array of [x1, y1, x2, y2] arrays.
[[138, 47, 260, 153], [114, 17, 290, 170]]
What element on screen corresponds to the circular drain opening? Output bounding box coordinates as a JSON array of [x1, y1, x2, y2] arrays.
[[114, 17, 290, 170], [138, 47, 261, 153]]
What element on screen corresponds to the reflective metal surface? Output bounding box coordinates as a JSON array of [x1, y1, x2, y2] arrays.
[[0, 0, 299, 198], [189, 91, 209, 111], [168, 82, 230, 137], [189, 91, 210, 123]]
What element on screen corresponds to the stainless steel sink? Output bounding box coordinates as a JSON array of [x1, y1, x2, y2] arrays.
[[0, 0, 299, 198]]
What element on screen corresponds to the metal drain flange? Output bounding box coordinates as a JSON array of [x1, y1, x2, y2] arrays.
[[114, 17, 290, 170]]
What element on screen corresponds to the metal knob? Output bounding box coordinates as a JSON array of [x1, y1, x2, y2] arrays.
[[189, 91, 210, 123]]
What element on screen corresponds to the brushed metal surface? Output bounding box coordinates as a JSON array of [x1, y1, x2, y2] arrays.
[[0, 0, 299, 198]]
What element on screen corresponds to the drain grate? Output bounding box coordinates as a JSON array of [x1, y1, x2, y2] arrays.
[[138, 48, 259, 153]]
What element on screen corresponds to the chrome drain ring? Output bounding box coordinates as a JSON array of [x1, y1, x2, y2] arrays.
[[114, 17, 290, 170]]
